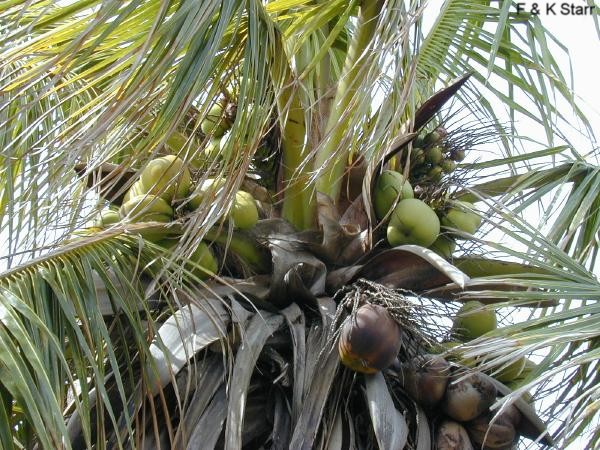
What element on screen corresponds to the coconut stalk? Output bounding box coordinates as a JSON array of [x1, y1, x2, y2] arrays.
[[313, 0, 384, 206], [269, 29, 315, 231]]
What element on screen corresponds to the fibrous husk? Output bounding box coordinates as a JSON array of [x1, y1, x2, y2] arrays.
[[465, 405, 521, 450], [398, 354, 450, 408], [443, 369, 497, 422], [435, 420, 474, 450]]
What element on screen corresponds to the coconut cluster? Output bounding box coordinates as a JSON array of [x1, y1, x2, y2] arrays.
[[373, 170, 481, 259], [372, 122, 483, 259], [337, 299, 534, 450], [410, 126, 464, 182], [87, 152, 259, 280]]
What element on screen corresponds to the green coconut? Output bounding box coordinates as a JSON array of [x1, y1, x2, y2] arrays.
[[123, 180, 146, 204], [425, 146, 443, 164], [494, 356, 527, 383], [452, 301, 497, 341], [229, 190, 259, 230], [427, 165, 443, 182], [429, 235, 456, 259], [119, 194, 173, 241], [140, 154, 192, 201], [93, 209, 120, 228], [442, 201, 481, 235], [440, 158, 456, 173], [201, 102, 229, 138], [373, 170, 414, 220], [387, 199, 440, 247]]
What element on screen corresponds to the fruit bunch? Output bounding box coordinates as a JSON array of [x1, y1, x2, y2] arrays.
[[88, 152, 260, 279], [409, 126, 465, 183], [373, 165, 482, 259], [337, 297, 541, 450]]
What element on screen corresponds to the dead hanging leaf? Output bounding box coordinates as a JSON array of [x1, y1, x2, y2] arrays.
[[314, 193, 370, 266], [224, 312, 285, 450], [326, 246, 469, 294], [365, 372, 409, 450], [250, 219, 327, 309]]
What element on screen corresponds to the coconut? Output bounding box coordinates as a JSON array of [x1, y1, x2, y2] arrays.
[[120, 194, 173, 223], [440, 158, 457, 173], [493, 357, 526, 383], [423, 127, 447, 146], [466, 405, 521, 450], [204, 138, 221, 160], [338, 304, 402, 374], [201, 102, 229, 137], [123, 180, 146, 204], [399, 354, 450, 408], [442, 201, 481, 235], [153, 239, 217, 280], [435, 420, 474, 450], [429, 235, 456, 259], [442, 370, 497, 422], [373, 170, 414, 220], [451, 149, 466, 162], [92, 209, 120, 228], [140, 155, 191, 201], [188, 242, 218, 279], [426, 146, 444, 164], [119, 194, 173, 241], [452, 301, 497, 341], [387, 198, 440, 247], [428, 165, 444, 182], [229, 190, 259, 230]]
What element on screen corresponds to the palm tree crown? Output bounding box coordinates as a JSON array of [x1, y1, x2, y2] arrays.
[[0, 1, 598, 449]]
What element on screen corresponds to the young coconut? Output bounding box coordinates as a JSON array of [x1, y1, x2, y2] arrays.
[[387, 198, 440, 247], [440, 158, 457, 174], [452, 301, 497, 341], [398, 354, 450, 408], [373, 170, 414, 220], [140, 155, 192, 202], [229, 190, 259, 230], [120, 194, 173, 223], [158, 239, 218, 280], [123, 180, 146, 203], [119, 194, 174, 241], [425, 146, 444, 165], [428, 165, 444, 182], [435, 420, 474, 450], [203, 138, 221, 160], [92, 209, 120, 228], [429, 235, 456, 259], [423, 127, 448, 147], [338, 304, 402, 374], [492, 356, 527, 383], [466, 405, 521, 450], [201, 102, 230, 138], [442, 201, 481, 235], [442, 370, 497, 422]]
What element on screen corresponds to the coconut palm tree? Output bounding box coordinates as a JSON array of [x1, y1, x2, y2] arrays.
[[0, 0, 599, 449]]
